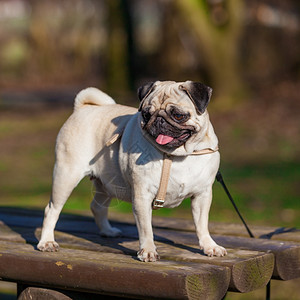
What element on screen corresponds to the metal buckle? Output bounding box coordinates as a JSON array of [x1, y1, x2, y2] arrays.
[[152, 199, 164, 210]]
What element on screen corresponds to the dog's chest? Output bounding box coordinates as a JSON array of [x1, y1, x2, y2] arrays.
[[162, 155, 217, 208]]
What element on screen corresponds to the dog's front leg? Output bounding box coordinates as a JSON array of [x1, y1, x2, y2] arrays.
[[191, 189, 227, 257], [132, 198, 159, 262]]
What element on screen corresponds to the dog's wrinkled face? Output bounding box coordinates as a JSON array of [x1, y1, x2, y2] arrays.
[[138, 80, 212, 148]]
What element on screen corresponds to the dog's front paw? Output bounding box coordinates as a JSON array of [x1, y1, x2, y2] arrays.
[[203, 244, 227, 257], [37, 241, 59, 252], [200, 236, 227, 257], [137, 248, 160, 262], [100, 226, 122, 237]]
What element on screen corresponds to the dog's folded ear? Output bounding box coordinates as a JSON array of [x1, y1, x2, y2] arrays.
[[179, 81, 212, 114], [138, 82, 156, 111], [138, 81, 155, 101]]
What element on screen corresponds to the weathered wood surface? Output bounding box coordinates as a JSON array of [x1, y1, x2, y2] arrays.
[[17, 285, 123, 300], [18, 287, 73, 300], [1, 207, 298, 281], [0, 240, 230, 300], [0, 223, 273, 293], [111, 212, 300, 243], [112, 212, 300, 281], [0, 207, 299, 298]]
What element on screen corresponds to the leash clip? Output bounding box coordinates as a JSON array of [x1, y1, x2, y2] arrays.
[[152, 199, 165, 210]]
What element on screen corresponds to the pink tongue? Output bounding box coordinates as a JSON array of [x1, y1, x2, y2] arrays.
[[156, 134, 174, 145]]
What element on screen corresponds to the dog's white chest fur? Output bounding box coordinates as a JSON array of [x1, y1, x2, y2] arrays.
[[164, 154, 219, 208], [114, 113, 220, 208]]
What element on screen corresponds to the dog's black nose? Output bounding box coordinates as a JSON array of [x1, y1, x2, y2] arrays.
[[157, 116, 166, 125], [159, 117, 164, 124]]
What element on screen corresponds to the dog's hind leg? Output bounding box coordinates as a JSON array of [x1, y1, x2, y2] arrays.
[[37, 164, 85, 252], [90, 179, 122, 237]]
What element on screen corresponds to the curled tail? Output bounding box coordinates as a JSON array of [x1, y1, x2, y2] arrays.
[[74, 87, 116, 111]]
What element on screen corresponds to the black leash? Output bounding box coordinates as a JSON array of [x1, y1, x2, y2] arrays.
[[216, 171, 255, 238], [216, 171, 271, 300]]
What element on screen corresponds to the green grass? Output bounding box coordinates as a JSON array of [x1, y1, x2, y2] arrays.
[[214, 162, 300, 227]]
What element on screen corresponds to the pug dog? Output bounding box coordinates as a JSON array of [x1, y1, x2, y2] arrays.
[[37, 80, 227, 262]]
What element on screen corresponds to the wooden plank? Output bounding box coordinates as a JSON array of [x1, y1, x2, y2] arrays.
[[155, 244, 274, 293], [18, 287, 72, 300], [146, 227, 300, 281], [209, 222, 300, 243], [1, 208, 298, 281], [0, 224, 274, 293], [17, 284, 132, 300], [58, 219, 300, 281], [110, 213, 300, 282], [17, 285, 123, 300], [51, 212, 298, 282], [111, 213, 300, 243], [111, 212, 300, 243], [0, 241, 230, 300], [1, 207, 299, 243], [212, 235, 300, 281]]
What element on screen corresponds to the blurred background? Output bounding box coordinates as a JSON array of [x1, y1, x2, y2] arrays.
[[0, 0, 299, 298]]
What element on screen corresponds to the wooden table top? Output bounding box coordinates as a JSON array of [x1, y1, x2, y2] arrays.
[[0, 207, 299, 299]]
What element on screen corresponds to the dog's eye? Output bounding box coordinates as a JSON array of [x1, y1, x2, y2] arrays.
[[173, 113, 184, 121]]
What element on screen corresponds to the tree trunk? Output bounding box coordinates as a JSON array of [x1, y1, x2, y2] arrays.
[[176, 0, 247, 109]]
